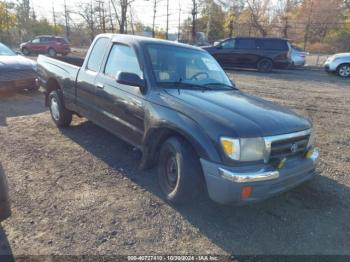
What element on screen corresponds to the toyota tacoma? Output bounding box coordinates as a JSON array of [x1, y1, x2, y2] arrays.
[[36, 34, 320, 205]]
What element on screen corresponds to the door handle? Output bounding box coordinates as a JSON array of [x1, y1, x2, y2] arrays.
[[96, 83, 104, 90]]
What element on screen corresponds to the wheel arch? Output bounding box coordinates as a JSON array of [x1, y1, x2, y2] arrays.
[[44, 78, 62, 106], [336, 63, 350, 76], [140, 124, 218, 171]]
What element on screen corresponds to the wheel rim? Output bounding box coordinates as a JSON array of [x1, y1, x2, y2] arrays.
[[50, 97, 60, 121], [339, 66, 350, 77], [49, 49, 55, 56], [164, 154, 178, 191], [260, 61, 272, 72]]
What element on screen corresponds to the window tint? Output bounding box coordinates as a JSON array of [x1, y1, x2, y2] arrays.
[[105, 44, 142, 78], [259, 39, 288, 50], [87, 37, 109, 72], [236, 39, 256, 50], [40, 37, 52, 43], [56, 38, 68, 44], [221, 39, 235, 49]]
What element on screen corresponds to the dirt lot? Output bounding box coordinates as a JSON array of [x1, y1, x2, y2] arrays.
[[0, 69, 349, 257]]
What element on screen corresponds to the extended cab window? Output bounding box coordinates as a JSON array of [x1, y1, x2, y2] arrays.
[[104, 44, 143, 78], [87, 37, 109, 72]]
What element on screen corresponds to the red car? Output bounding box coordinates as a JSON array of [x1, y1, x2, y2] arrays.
[[20, 35, 71, 57]]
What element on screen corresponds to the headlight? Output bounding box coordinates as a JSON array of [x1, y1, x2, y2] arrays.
[[220, 137, 266, 162]]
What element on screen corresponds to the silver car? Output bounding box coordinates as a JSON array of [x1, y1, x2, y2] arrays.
[[291, 45, 308, 68], [324, 53, 350, 77]]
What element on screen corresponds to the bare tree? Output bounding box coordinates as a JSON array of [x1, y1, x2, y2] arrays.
[[16, 0, 31, 40], [75, 1, 96, 41], [64, 0, 71, 39], [110, 0, 135, 34], [275, 0, 295, 38], [247, 0, 271, 37]]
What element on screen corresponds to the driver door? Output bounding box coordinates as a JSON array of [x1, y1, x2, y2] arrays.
[[94, 43, 145, 147]]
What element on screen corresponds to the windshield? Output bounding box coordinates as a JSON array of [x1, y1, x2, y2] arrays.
[[0, 43, 15, 56], [146, 44, 234, 90]]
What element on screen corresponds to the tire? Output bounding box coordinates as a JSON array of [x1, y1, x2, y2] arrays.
[[257, 59, 273, 73], [49, 90, 72, 128], [157, 136, 202, 204], [337, 64, 350, 78], [48, 48, 57, 57], [21, 47, 30, 56]]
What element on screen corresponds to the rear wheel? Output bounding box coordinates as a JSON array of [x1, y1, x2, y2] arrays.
[[257, 59, 273, 73], [337, 64, 350, 78], [21, 47, 30, 56], [49, 90, 72, 128], [158, 137, 202, 204], [48, 48, 57, 57]]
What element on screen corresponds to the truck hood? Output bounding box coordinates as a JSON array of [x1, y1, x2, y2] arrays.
[[164, 89, 311, 138], [0, 55, 35, 72]]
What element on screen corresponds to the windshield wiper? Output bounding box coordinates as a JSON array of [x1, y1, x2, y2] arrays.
[[204, 82, 238, 90], [159, 80, 213, 90]]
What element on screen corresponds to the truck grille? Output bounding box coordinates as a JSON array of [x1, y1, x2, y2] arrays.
[[266, 130, 311, 161], [0, 70, 37, 82]]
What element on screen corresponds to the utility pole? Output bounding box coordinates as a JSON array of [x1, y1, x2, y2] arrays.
[[129, 4, 135, 35], [178, 1, 181, 40], [206, 0, 212, 40], [96, 0, 106, 33], [108, 0, 115, 32], [165, 0, 169, 39], [52, 2, 57, 35], [191, 0, 197, 43], [64, 0, 70, 39], [152, 0, 157, 38]]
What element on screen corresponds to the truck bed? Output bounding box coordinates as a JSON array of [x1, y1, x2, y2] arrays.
[[37, 55, 85, 108], [52, 56, 85, 67]]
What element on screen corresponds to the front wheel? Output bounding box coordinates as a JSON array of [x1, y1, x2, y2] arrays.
[[49, 90, 72, 128], [158, 137, 202, 204], [48, 48, 57, 57], [257, 59, 273, 73], [21, 47, 30, 56], [337, 64, 350, 78]]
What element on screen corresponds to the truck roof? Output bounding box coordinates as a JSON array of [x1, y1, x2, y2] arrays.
[[97, 33, 204, 52]]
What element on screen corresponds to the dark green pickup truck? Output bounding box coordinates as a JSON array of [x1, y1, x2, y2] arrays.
[[36, 34, 320, 205]]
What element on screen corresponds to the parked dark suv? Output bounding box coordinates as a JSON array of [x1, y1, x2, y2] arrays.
[[20, 35, 71, 57], [202, 37, 292, 72]]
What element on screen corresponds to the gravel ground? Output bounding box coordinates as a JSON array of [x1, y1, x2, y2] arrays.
[[0, 69, 349, 257]]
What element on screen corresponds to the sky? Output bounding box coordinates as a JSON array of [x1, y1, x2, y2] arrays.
[[31, 0, 195, 33]]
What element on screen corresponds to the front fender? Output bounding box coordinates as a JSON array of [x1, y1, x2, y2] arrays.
[[140, 103, 221, 169]]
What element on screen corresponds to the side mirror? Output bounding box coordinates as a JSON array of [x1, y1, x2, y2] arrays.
[[116, 72, 146, 93]]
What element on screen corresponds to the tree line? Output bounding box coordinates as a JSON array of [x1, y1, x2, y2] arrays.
[[0, 0, 349, 53]]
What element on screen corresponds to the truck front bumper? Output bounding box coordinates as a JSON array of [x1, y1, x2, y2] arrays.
[[200, 148, 320, 205]]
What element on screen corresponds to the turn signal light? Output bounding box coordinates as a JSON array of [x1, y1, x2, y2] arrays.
[[241, 186, 253, 199]]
